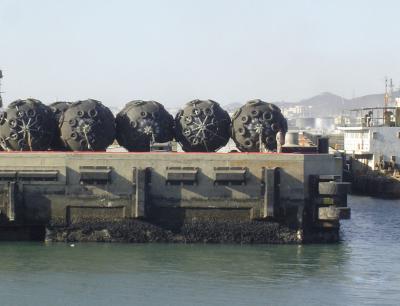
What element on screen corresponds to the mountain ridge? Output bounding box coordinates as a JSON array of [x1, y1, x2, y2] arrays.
[[266, 91, 398, 117]]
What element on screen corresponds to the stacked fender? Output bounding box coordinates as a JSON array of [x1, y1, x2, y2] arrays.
[[0, 97, 289, 153], [116, 100, 174, 151], [231, 99, 288, 152], [59, 99, 115, 151], [0, 99, 56, 151], [174, 99, 231, 152]]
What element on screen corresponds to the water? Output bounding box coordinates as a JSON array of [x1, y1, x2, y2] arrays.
[[0, 195, 399, 306]]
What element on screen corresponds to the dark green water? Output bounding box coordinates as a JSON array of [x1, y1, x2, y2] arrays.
[[0, 195, 399, 306]]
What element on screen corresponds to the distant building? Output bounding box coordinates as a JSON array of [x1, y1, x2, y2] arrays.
[[295, 117, 315, 129], [315, 117, 335, 132], [334, 115, 354, 126], [281, 105, 312, 118]]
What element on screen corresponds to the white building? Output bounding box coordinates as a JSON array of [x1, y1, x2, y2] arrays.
[[339, 106, 400, 169]]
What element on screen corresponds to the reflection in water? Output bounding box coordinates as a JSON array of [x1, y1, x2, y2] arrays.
[[0, 195, 398, 306]]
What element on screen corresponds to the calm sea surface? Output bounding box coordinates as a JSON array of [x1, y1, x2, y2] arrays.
[[0, 195, 399, 306]]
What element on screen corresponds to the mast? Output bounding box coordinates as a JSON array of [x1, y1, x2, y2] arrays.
[[384, 77, 388, 110], [389, 78, 394, 106]]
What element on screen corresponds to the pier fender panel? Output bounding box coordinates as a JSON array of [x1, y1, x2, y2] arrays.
[[0, 182, 18, 222], [166, 167, 198, 185], [318, 181, 350, 196], [132, 167, 148, 218], [79, 166, 111, 184], [308, 175, 320, 223], [262, 167, 280, 218], [318, 206, 351, 221], [214, 167, 246, 185], [17, 170, 58, 182], [318, 206, 339, 221], [309, 175, 351, 225]]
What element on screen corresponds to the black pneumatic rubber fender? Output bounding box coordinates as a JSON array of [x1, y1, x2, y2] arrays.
[[0, 98, 57, 151], [174, 99, 231, 152], [231, 99, 287, 152], [115, 100, 174, 152], [59, 99, 115, 151]]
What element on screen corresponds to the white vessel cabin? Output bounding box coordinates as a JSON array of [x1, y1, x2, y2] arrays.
[[339, 103, 400, 170]]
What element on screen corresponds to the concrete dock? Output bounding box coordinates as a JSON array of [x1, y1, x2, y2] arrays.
[[0, 152, 350, 243]]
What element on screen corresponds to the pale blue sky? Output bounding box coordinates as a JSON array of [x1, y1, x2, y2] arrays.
[[1, 0, 399, 107]]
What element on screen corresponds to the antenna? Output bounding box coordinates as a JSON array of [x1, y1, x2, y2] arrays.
[[389, 78, 394, 105], [384, 76, 388, 110]]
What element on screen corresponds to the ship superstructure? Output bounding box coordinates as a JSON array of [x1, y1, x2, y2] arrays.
[[339, 78, 400, 171]]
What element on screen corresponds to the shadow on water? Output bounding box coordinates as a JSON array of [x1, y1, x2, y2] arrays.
[[0, 242, 352, 306], [0, 195, 399, 306], [0, 242, 350, 282]]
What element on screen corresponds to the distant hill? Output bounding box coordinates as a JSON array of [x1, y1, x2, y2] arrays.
[[296, 92, 349, 116], [350, 93, 389, 109], [272, 91, 399, 117], [167, 91, 398, 118]]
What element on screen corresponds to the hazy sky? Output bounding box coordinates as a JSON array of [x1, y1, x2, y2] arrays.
[[1, 0, 399, 107]]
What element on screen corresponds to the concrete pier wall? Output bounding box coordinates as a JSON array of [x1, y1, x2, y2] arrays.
[[0, 152, 348, 243]]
